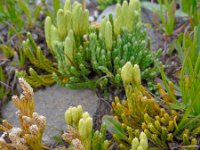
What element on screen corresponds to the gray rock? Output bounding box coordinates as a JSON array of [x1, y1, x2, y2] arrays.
[[141, 7, 159, 25], [145, 27, 162, 51], [2, 85, 98, 145], [97, 5, 116, 22], [141, 7, 162, 50]]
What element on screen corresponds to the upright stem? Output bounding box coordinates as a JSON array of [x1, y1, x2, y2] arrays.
[[82, 0, 86, 10]]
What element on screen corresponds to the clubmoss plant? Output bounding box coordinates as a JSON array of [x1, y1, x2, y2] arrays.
[[16, 33, 59, 88], [44, 0, 89, 54], [45, 0, 160, 91], [103, 62, 200, 149], [131, 132, 148, 150], [0, 78, 46, 149], [103, 115, 149, 150], [63, 105, 110, 150]]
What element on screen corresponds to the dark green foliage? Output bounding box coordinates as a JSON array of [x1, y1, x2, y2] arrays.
[[18, 68, 55, 88], [54, 23, 160, 91], [47, 0, 161, 92], [16, 33, 58, 88], [91, 123, 110, 150]]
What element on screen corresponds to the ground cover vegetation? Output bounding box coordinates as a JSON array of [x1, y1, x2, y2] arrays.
[[0, 0, 200, 149]]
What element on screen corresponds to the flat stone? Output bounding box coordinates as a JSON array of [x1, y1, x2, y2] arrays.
[[2, 85, 98, 145], [97, 5, 116, 22]]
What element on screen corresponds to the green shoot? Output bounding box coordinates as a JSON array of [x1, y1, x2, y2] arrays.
[[157, 0, 176, 36]]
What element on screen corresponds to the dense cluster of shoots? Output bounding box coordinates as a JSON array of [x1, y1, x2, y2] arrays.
[[131, 132, 148, 150], [0, 78, 46, 150], [113, 62, 160, 126], [44, 0, 160, 91], [103, 62, 200, 149], [17, 33, 58, 88], [63, 105, 110, 150], [1, 0, 200, 149]]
